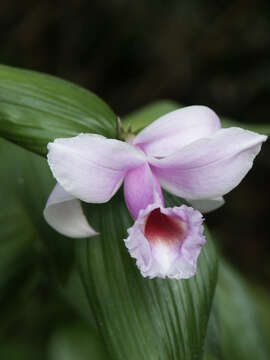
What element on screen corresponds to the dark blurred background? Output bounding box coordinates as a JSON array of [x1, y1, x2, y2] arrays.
[[1, 0, 270, 327]]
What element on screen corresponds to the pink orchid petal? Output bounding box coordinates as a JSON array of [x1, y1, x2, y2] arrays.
[[150, 128, 267, 200], [189, 197, 225, 213], [48, 134, 146, 203], [133, 106, 221, 157], [124, 163, 163, 219], [124, 203, 205, 279], [44, 183, 97, 238]]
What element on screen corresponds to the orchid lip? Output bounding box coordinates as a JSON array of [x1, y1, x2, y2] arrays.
[[143, 207, 188, 273], [125, 203, 205, 279]]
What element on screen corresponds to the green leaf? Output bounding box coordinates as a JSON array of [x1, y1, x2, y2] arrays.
[[0, 64, 117, 156], [77, 192, 218, 360], [0, 138, 74, 278], [204, 261, 270, 360], [122, 100, 179, 133], [60, 269, 97, 325], [122, 100, 270, 136], [0, 138, 75, 339], [0, 194, 35, 288], [249, 285, 270, 343], [0, 138, 109, 358], [0, 342, 40, 360], [48, 322, 108, 360], [0, 138, 43, 297], [220, 118, 270, 136]]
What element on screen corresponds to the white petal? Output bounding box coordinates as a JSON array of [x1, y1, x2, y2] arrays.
[[48, 134, 146, 203], [151, 128, 267, 200], [44, 183, 97, 238], [133, 106, 221, 157]]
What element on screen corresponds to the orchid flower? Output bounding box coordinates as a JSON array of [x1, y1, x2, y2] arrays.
[[44, 105, 267, 278]]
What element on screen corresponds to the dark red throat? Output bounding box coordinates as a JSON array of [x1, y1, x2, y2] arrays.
[[144, 208, 186, 246]]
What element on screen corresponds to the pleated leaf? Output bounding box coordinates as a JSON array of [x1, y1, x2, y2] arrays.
[[77, 192, 218, 360], [0, 138, 75, 340], [0, 342, 40, 360], [122, 100, 270, 136], [48, 322, 108, 360], [0, 64, 117, 156], [122, 100, 180, 133], [0, 138, 76, 283], [204, 261, 270, 360], [0, 138, 108, 358], [220, 118, 270, 135]]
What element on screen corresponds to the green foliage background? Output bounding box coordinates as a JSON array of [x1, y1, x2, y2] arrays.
[[0, 64, 269, 358], [1, 2, 270, 358]]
